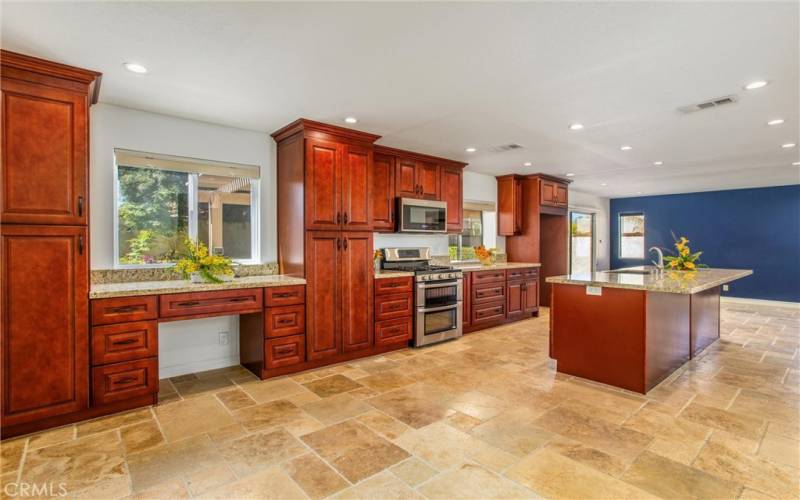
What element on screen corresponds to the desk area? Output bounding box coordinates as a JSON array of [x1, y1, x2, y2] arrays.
[[88, 275, 305, 418]]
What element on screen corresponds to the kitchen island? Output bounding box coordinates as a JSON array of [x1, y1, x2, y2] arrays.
[[546, 267, 752, 393]]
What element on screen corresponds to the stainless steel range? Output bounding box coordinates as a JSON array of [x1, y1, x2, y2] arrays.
[[381, 247, 463, 347]]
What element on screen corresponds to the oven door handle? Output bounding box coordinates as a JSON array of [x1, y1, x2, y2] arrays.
[[417, 280, 460, 289], [418, 304, 459, 313]]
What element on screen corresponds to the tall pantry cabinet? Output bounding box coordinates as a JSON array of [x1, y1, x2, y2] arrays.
[[1, 51, 101, 434], [272, 120, 380, 365]]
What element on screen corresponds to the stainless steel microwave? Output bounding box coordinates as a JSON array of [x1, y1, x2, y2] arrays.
[[397, 198, 447, 233]]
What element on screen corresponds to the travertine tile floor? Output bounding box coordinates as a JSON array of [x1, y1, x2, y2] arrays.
[[2, 303, 798, 499]]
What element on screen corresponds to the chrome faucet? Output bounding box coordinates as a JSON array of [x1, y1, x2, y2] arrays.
[[649, 246, 664, 270]]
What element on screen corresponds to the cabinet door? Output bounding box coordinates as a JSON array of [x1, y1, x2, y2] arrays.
[[506, 280, 524, 320], [372, 153, 395, 231], [523, 279, 539, 314], [395, 157, 417, 198], [540, 180, 557, 206], [305, 139, 341, 230], [341, 144, 372, 231], [463, 273, 471, 327], [417, 161, 439, 200], [305, 232, 340, 361], [440, 166, 463, 232], [497, 177, 520, 236], [1, 225, 88, 426], [1, 79, 88, 225], [555, 184, 569, 206], [340, 232, 374, 352]]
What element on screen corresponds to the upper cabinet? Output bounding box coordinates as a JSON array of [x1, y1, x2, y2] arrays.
[[371, 153, 395, 231], [540, 178, 568, 208], [440, 165, 463, 232], [497, 173, 570, 233], [497, 175, 523, 236], [395, 156, 418, 198], [417, 161, 439, 200], [1, 51, 100, 225]]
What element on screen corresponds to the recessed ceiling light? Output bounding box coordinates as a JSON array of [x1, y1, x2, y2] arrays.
[[565, 173, 575, 177], [465, 147, 477, 153], [767, 119, 785, 126], [782, 143, 797, 149], [653, 161, 664, 166], [744, 80, 768, 90], [637, 191, 643, 194], [793, 161, 800, 166], [523, 162, 532, 167], [123, 62, 147, 74], [620, 145, 633, 151], [569, 123, 584, 131], [600, 182, 608, 186], [344, 116, 358, 124]]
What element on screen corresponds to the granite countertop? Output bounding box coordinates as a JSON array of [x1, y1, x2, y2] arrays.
[[454, 262, 542, 272], [546, 267, 753, 294], [90, 275, 306, 299], [375, 270, 415, 279]]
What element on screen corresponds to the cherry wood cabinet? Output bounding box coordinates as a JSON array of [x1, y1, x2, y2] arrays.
[[375, 276, 413, 295], [372, 153, 395, 231], [463, 267, 540, 334], [395, 156, 419, 198], [541, 178, 568, 208], [341, 144, 372, 230], [506, 280, 525, 321], [497, 175, 523, 236], [417, 161, 440, 200], [1, 225, 89, 426], [340, 232, 374, 352], [305, 138, 341, 230], [440, 166, 463, 232], [374, 277, 413, 349], [305, 231, 341, 361]]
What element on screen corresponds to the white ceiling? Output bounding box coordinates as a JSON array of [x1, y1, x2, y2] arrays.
[[3, 2, 799, 198]]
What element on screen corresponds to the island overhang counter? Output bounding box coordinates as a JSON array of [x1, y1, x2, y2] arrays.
[[545, 267, 753, 393]]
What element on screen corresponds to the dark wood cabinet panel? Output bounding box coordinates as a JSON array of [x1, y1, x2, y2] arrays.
[[472, 301, 506, 326], [91, 321, 157, 366], [471, 269, 506, 286], [555, 184, 568, 206], [159, 288, 263, 320], [375, 293, 413, 321], [340, 232, 374, 352], [265, 305, 305, 338], [91, 296, 158, 326], [395, 157, 418, 198], [1, 225, 88, 426], [523, 278, 539, 315], [375, 276, 413, 295], [417, 161, 439, 200], [463, 273, 472, 328], [305, 138, 341, 230], [341, 144, 372, 231], [92, 358, 158, 406], [506, 281, 524, 321], [440, 166, 463, 232], [497, 175, 523, 236], [266, 335, 306, 369], [375, 317, 412, 347], [473, 283, 506, 304], [305, 232, 340, 361], [541, 179, 569, 208], [1, 76, 88, 225], [265, 285, 305, 307], [372, 153, 395, 231]]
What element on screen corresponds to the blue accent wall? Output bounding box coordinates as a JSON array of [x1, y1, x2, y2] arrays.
[[610, 185, 800, 302]]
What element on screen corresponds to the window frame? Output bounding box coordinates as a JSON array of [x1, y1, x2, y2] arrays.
[[113, 156, 261, 269], [569, 211, 596, 274], [449, 209, 489, 263], [618, 212, 645, 259]]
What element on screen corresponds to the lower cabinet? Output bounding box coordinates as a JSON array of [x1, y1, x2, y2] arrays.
[[92, 358, 158, 406], [374, 276, 413, 348], [265, 335, 306, 369], [464, 267, 539, 333]]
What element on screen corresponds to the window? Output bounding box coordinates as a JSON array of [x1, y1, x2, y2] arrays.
[[448, 202, 497, 261], [619, 213, 645, 259], [570, 211, 594, 274], [115, 149, 260, 266]]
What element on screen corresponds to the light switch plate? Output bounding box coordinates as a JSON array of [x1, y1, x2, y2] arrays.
[[586, 285, 603, 296]]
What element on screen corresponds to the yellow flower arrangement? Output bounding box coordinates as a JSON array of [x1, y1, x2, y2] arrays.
[[663, 233, 707, 271], [474, 245, 495, 266], [174, 237, 234, 283]]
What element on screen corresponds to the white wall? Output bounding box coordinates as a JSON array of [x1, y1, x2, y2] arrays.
[[90, 104, 275, 377], [569, 190, 611, 271]]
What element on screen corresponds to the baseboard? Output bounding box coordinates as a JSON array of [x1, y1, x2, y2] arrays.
[[721, 296, 800, 309], [159, 356, 241, 379]]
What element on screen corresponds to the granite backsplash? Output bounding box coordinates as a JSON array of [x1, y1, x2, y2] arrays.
[[91, 263, 279, 284]]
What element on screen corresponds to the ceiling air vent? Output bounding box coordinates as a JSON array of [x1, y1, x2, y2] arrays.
[[488, 143, 524, 153], [678, 95, 738, 114]]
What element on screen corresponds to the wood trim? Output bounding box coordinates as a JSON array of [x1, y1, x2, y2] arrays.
[[271, 118, 382, 144], [373, 144, 467, 168], [0, 50, 101, 103]]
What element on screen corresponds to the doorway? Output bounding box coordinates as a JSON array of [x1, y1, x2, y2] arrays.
[[570, 211, 595, 274]]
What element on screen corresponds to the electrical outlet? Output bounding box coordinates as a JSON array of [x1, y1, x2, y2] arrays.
[[218, 331, 229, 345], [722, 284, 729, 292]]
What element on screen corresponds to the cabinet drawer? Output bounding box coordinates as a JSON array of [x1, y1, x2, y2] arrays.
[[265, 285, 305, 307], [159, 288, 263, 320], [92, 321, 158, 366], [473, 283, 505, 304], [375, 317, 412, 347], [265, 335, 305, 369], [91, 296, 158, 326], [375, 277, 413, 295], [265, 305, 305, 338], [472, 301, 506, 325], [471, 269, 506, 285], [506, 267, 539, 282], [375, 293, 413, 321], [92, 358, 158, 406]]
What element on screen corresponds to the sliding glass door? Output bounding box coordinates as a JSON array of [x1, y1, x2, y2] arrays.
[[570, 211, 594, 274]]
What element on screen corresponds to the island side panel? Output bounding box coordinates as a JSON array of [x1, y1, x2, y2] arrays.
[[550, 284, 647, 393], [644, 292, 691, 391], [690, 286, 721, 357]]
